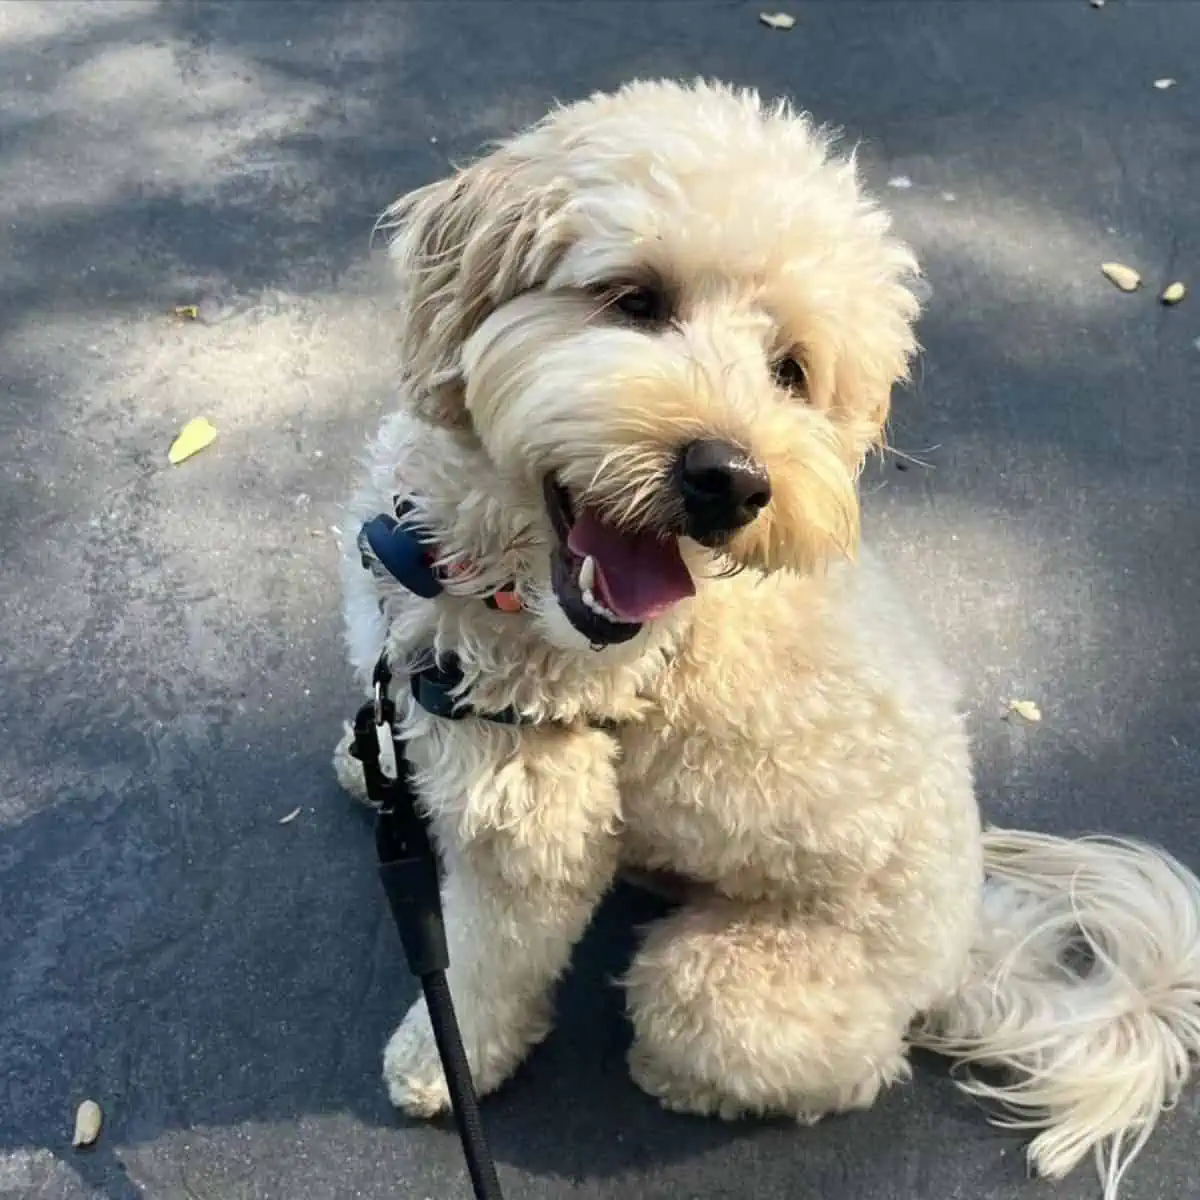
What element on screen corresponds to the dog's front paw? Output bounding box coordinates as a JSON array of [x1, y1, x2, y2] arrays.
[[384, 991, 553, 1117], [383, 1003, 451, 1118], [333, 723, 375, 808]]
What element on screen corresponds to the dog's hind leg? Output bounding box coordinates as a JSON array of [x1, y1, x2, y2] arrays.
[[383, 721, 623, 1117], [624, 893, 915, 1123]]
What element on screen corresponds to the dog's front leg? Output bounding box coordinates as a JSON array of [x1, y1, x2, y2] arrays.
[[383, 720, 621, 1117]]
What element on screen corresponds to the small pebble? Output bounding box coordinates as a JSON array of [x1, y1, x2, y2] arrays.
[[72, 1100, 102, 1148], [887, 175, 913, 190], [1160, 282, 1186, 306], [1101, 262, 1142, 292]]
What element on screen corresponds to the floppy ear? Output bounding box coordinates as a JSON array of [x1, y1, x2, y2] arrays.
[[831, 263, 922, 465], [382, 156, 573, 429]]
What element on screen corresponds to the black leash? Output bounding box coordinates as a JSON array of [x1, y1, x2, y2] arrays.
[[352, 656, 506, 1200], [350, 503, 543, 1197]]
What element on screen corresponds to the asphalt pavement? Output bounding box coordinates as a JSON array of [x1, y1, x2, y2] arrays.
[[1, 2, 1197, 1198]]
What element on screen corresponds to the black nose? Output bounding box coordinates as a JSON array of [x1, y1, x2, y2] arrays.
[[677, 439, 772, 539]]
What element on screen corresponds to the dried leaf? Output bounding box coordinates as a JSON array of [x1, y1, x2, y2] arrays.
[[759, 11, 796, 30], [1008, 699, 1043, 723], [278, 807, 302, 825], [1100, 262, 1142, 292], [1153, 77, 1177, 90], [1160, 281, 1187, 305], [167, 417, 218, 465], [172, 304, 199, 321], [73, 1100, 102, 1148]]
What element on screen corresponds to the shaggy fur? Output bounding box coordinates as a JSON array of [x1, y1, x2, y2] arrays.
[[333, 80, 1200, 1198]]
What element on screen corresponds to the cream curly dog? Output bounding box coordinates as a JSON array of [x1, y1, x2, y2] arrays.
[[334, 80, 1200, 1196]]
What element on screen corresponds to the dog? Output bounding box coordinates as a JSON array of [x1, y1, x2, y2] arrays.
[[333, 79, 1200, 1196]]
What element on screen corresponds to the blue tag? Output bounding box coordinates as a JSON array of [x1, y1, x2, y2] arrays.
[[359, 514, 443, 599]]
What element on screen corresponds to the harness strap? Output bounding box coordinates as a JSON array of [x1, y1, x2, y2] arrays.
[[409, 655, 530, 727], [371, 648, 533, 727]]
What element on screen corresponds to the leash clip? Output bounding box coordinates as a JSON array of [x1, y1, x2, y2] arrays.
[[375, 713, 399, 782]]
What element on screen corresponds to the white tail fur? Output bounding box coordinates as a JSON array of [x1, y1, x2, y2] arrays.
[[911, 828, 1200, 1199]]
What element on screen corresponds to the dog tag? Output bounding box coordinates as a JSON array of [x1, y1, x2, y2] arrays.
[[374, 722, 399, 780], [358, 513, 443, 598]]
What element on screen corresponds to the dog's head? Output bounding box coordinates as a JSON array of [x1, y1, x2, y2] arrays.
[[383, 80, 920, 650]]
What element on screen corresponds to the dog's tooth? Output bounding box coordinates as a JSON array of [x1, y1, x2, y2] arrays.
[[582, 589, 608, 620], [582, 587, 619, 624], [579, 555, 595, 593]]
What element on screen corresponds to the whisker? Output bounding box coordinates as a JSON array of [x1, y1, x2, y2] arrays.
[[882, 442, 940, 471]]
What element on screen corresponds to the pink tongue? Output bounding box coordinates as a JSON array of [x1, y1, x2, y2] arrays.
[[567, 509, 695, 622]]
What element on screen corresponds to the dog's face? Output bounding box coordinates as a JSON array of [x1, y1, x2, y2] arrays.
[[384, 80, 920, 650]]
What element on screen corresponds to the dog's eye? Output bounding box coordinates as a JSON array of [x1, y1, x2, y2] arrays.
[[610, 285, 670, 326], [772, 355, 808, 397]]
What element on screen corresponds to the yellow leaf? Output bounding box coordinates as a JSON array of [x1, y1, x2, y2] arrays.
[[759, 11, 796, 30], [1100, 262, 1141, 292], [1008, 699, 1043, 723], [172, 304, 199, 320], [1160, 281, 1187, 305], [168, 417, 218, 465], [73, 1100, 102, 1148]]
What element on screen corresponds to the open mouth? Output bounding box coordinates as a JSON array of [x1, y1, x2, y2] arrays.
[[543, 475, 696, 647]]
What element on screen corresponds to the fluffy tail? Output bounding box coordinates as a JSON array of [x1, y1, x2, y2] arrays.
[[911, 828, 1200, 1199]]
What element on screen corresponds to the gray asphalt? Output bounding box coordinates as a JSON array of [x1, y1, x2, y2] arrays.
[[1, 2, 1197, 1198]]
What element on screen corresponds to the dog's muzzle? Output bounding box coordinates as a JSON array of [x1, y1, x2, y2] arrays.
[[675, 439, 771, 542]]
